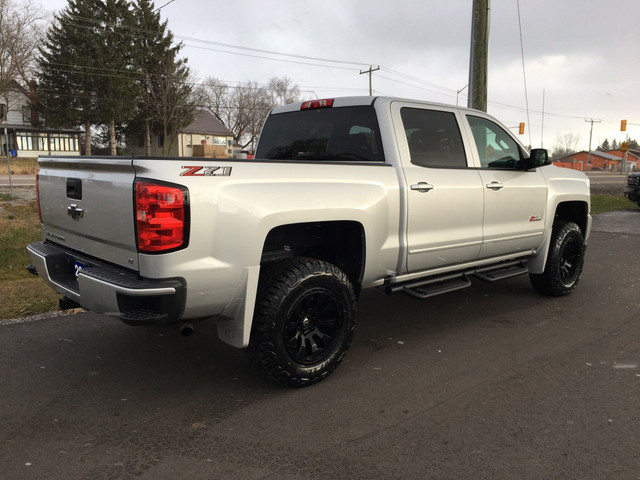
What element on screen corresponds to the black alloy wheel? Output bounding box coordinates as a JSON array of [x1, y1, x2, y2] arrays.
[[283, 286, 345, 366], [529, 220, 585, 297], [248, 258, 357, 387]]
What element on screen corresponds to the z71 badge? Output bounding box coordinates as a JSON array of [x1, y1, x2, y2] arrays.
[[180, 166, 232, 177]]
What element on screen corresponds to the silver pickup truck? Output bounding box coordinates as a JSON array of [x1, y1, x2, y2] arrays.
[[27, 96, 591, 387]]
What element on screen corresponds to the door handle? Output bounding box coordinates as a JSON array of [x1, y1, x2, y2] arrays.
[[410, 182, 434, 193], [485, 181, 504, 191]]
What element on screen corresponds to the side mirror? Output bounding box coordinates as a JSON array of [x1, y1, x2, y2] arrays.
[[523, 148, 551, 170]]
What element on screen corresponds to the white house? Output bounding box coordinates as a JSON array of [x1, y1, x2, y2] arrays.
[[0, 83, 81, 157], [128, 110, 235, 158]]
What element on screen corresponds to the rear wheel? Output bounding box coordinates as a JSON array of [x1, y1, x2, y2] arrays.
[[530, 221, 585, 296], [248, 258, 357, 387]]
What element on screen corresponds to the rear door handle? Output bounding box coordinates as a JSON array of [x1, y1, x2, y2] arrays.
[[486, 181, 504, 191], [410, 182, 434, 193]]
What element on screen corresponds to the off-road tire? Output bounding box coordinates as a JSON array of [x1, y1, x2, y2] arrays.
[[530, 221, 585, 296], [247, 258, 357, 387]]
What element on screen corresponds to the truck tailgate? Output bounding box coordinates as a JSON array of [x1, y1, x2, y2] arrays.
[[37, 156, 139, 270]]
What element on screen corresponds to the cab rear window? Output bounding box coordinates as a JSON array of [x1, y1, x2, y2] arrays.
[[256, 106, 385, 162]]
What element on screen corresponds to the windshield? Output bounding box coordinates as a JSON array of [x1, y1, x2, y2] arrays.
[[255, 106, 385, 162]]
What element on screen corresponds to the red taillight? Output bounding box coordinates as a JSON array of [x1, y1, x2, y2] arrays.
[[135, 181, 188, 253], [36, 173, 42, 223], [300, 99, 334, 110]]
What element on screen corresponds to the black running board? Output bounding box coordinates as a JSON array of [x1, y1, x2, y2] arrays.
[[385, 259, 529, 299], [402, 275, 472, 299], [474, 261, 528, 282]]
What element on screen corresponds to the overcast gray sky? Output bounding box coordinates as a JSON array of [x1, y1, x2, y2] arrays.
[[44, 0, 639, 152]]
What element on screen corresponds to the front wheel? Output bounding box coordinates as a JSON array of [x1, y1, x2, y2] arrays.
[[248, 258, 357, 387], [530, 221, 585, 296]]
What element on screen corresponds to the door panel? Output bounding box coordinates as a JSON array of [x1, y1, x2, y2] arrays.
[[405, 165, 484, 272], [477, 169, 547, 258], [394, 104, 484, 273], [466, 114, 548, 259]]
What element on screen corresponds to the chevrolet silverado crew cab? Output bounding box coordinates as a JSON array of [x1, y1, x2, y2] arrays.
[[27, 96, 591, 387]]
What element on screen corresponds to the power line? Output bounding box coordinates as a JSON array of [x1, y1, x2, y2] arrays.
[[36, 4, 607, 125], [154, 0, 177, 12], [516, 0, 532, 146]]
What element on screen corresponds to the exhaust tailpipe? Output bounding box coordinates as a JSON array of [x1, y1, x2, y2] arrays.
[[180, 322, 194, 337]]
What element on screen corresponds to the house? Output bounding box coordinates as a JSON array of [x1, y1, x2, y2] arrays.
[[603, 149, 640, 172], [0, 82, 81, 157], [553, 150, 638, 172], [128, 110, 235, 158]]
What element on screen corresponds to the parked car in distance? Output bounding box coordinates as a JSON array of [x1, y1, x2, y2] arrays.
[[624, 171, 640, 207]]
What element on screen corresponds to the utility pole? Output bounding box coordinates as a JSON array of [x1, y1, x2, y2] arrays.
[[360, 65, 380, 96], [585, 118, 601, 170], [468, 0, 490, 111], [3, 127, 13, 199]]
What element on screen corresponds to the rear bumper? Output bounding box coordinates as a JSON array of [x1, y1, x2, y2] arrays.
[[27, 241, 186, 325]]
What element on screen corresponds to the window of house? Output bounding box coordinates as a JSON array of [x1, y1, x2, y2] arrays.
[[186, 134, 192, 147], [22, 106, 32, 123], [467, 115, 523, 169], [401, 108, 467, 168], [0, 104, 6, 121], [213, 136, 226, 145], [16, 132, 79, 152], [158, 134, 164, 148]]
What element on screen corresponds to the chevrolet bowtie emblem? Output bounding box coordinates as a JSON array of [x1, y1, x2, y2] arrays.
[[67, 204, 84, 220]]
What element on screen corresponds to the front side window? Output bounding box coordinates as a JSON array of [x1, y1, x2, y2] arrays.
[[256, 106, 384, 162], [401, 108, 467, 168], [467, 115, 522, 169]]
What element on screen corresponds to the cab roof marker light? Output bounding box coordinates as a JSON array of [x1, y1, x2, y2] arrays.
[[301, 99, 334, 110]]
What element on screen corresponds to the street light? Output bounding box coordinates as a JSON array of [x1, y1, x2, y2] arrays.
[[456, 84, 468, 106]]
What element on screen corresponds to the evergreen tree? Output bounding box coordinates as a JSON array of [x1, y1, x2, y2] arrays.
[[38, 0, 102, 153], [38, 0, 141, 155], [94, 0, 140, 154], [598, 138, 610, 151], [128, 0, 193, 156], [611, 139, 619, 150]]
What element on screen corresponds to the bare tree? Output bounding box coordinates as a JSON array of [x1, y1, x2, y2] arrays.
[[199, 76, 301, 150], [552, 133, 582, 159], [267, 76, 301, 106], [0, 0, 43, 103], [146, 64, 197, 156]]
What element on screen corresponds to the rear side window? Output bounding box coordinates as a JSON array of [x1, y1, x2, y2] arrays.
[[256, 106, 384, 162], [401, 108, 467, 168]]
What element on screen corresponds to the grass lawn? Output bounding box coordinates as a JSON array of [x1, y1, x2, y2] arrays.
[[591, 194, 637, 214], [3, 157, 39, 175], [0, 199, 58, 319]]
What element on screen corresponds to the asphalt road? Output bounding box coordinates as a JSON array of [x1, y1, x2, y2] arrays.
[[2, 224, 640, 479], [0, 175, 35, 187]]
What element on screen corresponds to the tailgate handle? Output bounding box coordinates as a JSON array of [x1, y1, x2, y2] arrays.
[[66, 178, 82, 200]]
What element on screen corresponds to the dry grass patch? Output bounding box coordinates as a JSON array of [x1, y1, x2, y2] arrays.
[[0, 198, 59, 319], [3, 157, 39, 175]]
